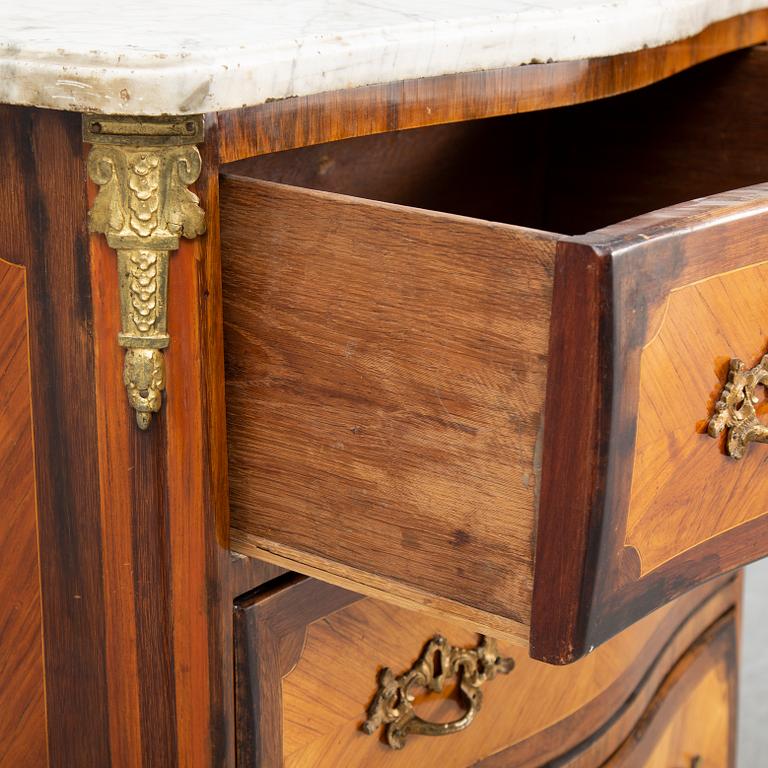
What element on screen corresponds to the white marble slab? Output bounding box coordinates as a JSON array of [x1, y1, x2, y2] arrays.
[[1, 0, 766, 115]]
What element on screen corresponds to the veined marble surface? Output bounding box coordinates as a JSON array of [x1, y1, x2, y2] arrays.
[[1, 0, 766, 115]]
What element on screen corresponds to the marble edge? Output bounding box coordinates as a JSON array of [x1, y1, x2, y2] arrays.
[[0, 0, 765, 115]]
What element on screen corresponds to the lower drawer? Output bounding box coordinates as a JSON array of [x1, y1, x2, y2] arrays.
[[596, 614, 736, 768], [233, 573, 739, 768]]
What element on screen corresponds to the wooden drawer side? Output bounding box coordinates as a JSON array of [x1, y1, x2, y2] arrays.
[[223, 175, 558, 641]]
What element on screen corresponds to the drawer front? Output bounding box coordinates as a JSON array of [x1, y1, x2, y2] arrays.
[[534, 187, 768, 660], [598, 612, 737, 768], [223, 168, 768, 659], [233, 575, 738, 768], [223, 51, 768, 660]]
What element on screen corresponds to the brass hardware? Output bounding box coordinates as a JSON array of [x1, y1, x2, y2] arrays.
[[84, 115, 204, 145], [709, 355, 768, 459], [362, 635, 514, 749], [85, 115, 205, 429]]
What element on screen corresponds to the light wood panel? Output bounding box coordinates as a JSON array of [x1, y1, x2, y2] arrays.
[[601, 613, 736, 768], [627, 261, 768, 574], [222, 175, 558, 642], [0, 259, 47, 767], [638, 667, 730, 768]]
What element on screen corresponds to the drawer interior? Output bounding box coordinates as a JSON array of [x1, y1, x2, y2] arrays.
[[224, 48, 768, 236]]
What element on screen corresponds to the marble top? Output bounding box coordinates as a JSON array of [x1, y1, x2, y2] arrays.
[[1, 0, 766, 115]]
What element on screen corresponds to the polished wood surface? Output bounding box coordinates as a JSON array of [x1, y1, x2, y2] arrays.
[[0, 104, 288, 766], [534, 184, 768, 662], [87, 120, 229, 766], [0, 258, 47, 767], [600, 612, 736, 768], [225, 48, 768, 658], [217, 11, 768, 162], [87, 114, 284, 766], [0, 10, 765, 763], [234, 575, 364, 768], [628, 261, 768, 574], [0, 106, 111, 765], [234, 574, 738, 768], [223, 174, 557, 641]]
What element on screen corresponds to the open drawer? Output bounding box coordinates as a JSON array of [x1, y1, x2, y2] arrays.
[[222, 49, 768, 662]]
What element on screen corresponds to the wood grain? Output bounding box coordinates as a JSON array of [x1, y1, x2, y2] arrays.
[[627, 261, 768, 574], [225, 45, 768, 238], [599, 612, 736, 768], [534, 184, 768, 663], [479, 581, 741, 768], [217, 10, 768, 162], [0, 106, 112, 765], [233, 574, 738, 768], [1, 14, 762, 761], [225, 57, 768, 656], [0, 104, 289, 767], [0, 258, 47, 767], [234, 575, 363, 768], [87, 113, 280, 766], [222, 175, 558, 641], [165, 113, 228, 768], [530, 236, 608, 666]]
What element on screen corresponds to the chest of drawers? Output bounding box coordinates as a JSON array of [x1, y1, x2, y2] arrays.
[[1, 1, 767, 765]]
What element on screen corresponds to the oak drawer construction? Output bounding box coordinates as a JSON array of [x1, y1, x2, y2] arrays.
[[233, 574, 739, 767], [223, 49, 768, 662]]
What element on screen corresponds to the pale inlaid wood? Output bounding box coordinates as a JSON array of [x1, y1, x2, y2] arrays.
[[627, 261, 768, 574], [0, 258, 48, 767]]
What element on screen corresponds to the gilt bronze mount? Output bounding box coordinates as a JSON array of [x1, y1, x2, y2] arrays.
[[363, 635, 514, 749], [84, 114, 206, 429], [709, 354, 768, 459]]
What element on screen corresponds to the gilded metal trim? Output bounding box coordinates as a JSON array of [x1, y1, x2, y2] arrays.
[[362, 635, 514, 749], [85, 114, 205, 429], [709, 354, 768, 459]]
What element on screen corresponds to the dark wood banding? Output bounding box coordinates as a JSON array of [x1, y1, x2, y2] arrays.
[[234, 575, 363, 768], [0, 106, 111, 765]]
